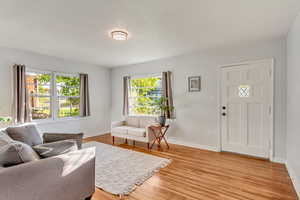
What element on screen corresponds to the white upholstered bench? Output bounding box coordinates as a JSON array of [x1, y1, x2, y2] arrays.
[[111, 116, 158, 149]]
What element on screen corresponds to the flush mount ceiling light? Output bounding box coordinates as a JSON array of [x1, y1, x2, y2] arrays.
[[111, 30, 128, 41]]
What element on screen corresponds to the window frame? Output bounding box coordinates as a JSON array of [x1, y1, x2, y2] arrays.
[[26, 69, 53, 121], [55, 72, 81, 119], [128, 74, 163, 117], [26, 69, 81, 122]]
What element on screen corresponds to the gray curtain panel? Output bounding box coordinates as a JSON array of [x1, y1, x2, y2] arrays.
[[12, 64, 31, 123], [80, 74, 91, 117], [123, 76, 131, 116], [162, 71, 174, 119]]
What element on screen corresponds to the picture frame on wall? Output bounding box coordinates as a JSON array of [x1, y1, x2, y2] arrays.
[[188, 76, 201, 92]]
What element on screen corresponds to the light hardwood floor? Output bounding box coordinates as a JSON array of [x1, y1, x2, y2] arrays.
[[84, 134, 298, 200]]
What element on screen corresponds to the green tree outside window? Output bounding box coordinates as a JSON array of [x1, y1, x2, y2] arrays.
[[56, 75, 80, 118], [130, 76, 162, 115]]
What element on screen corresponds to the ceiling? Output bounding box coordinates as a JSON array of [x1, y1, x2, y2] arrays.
[[0, 0, 299, 68]]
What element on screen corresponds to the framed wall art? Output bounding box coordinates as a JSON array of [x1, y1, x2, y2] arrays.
[[188, 76, 201, 92]]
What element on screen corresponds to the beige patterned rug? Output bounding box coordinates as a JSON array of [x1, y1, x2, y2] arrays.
[[83, 142, 171, 196]]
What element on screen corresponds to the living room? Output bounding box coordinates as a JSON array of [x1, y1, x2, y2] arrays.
[[0, 1, 300, 200]]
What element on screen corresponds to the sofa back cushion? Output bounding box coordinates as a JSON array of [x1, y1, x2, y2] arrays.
[[125, 117, 140, 127], [6, 124, 43, 146], [0, 141, 40, 167], [139, 116, 157, 128]]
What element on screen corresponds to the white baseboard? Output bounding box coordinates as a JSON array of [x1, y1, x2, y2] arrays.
[[167, 137, 219, 152], [166, 139, 289, 164], [272, 157, 286, 164], [83, 130, 110, 138], [286, 161, 300, 199]]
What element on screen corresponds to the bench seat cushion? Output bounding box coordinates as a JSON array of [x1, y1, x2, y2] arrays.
[[111, 126, 131, 134], [127, 127, 146, 137]]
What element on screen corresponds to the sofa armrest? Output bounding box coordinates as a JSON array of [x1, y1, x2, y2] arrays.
[[111, 121, 125, 129], [43, 133, 83, 149], [0, 148, 95, 200]]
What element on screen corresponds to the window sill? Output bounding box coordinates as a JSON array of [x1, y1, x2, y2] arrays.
[[128, 114, 159, 117], [32, 116, 91, 125]]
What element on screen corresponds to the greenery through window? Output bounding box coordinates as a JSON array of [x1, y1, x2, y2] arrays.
[[129, 76, 162, 115], [56, 75, 80, 118], [26, 72, 52, 120], [26, 70, 81, 120]]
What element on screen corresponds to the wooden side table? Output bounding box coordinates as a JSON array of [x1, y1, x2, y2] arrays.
[[149, 124, 170, 150]]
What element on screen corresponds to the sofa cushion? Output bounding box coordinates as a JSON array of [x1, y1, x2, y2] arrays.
[[33, 139, 78, 158], [6, 124, 43, 146], [0, 141, 40, 167], [111, 126, 131, 134], [127, 127, 146, 137], [139, 117, 157, 128], [125, 117, 139, 127]]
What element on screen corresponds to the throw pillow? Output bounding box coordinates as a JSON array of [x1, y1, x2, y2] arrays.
[[33, 139, 78, 158], [6, 124, 43, 146], [0, 141, 40, 167], [0, 130, 14, 147]]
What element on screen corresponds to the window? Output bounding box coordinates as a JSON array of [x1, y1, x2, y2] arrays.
[[56, 74, 80, 118], [26, 70, 81, 121], [26, 71, 52, 120], [129, 75, 162, 116], [238, 85, 250, 98]]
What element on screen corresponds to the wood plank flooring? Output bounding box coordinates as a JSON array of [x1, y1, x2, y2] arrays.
[[84, 134, 298, 200]]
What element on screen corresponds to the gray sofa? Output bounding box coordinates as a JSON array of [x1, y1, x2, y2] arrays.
[[0, 124, 95, 200]]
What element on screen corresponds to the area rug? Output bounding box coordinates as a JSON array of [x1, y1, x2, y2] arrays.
[[83, 142, 171, 196]]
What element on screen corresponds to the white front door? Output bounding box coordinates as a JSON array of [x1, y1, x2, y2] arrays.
[[221, 60, 273, 158]]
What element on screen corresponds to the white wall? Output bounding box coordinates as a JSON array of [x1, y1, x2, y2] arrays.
[[287, 12, 300, 196], [0, 47, 111, 137], [111, 38, 287, 160]]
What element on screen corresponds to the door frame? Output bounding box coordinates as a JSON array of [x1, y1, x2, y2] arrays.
[[218, 58, 274, 160]]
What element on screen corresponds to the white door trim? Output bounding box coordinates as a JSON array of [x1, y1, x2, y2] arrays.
[[218, 58, 274, 160]]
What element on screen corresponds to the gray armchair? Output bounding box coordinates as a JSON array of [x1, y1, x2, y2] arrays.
[[0, 125, 95, 200], [0, 148, 95, 200]]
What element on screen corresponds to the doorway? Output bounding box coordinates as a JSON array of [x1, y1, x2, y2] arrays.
[[220, 59, 274, 159]]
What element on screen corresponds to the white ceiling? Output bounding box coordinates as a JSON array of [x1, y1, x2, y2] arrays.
[[0, 0, 299, 68]]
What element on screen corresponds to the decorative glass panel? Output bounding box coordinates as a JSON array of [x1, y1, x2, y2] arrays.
[[238, 85, 250, 98]]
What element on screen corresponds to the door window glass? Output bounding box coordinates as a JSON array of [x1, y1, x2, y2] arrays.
[[238, 85, 250, 98]]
